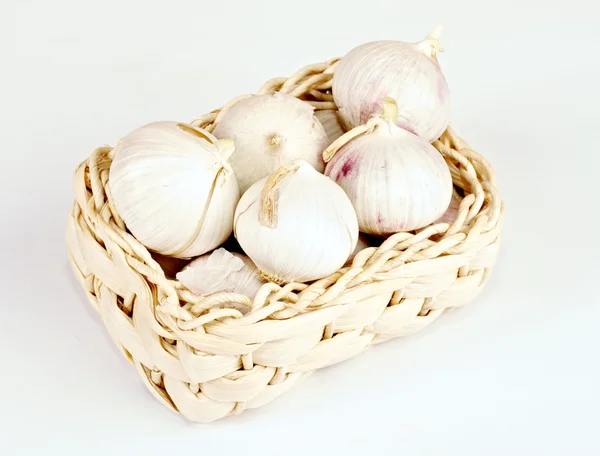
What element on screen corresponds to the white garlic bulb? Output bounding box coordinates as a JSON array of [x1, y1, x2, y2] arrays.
[[333, 25, 450, 142], [314, 109, 346, 145], [109, 121, 239, 258], [212, 93, 329, 194], [177, 248, 264, 297], [234, 160, 359, 284], [324, 100, 452, 234]]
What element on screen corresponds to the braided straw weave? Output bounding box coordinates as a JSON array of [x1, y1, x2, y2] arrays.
[[67, 58, 503, 423]]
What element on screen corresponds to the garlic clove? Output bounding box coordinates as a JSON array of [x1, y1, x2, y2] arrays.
[[325, 102, 453, 235], [234, 160, 359, 284], [177, 248, 265, 298], [314, 109, 346, 145], [109, 121, 240, 258], [333, 26, 451, 142], [212, 93, 329, 194]]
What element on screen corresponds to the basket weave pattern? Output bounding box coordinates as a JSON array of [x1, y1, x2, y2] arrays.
[[67, 59, 503, 423]]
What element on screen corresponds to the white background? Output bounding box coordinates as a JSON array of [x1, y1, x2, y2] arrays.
[[1, 0, 599, 454]]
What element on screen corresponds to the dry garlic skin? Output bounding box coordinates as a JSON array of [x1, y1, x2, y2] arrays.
[[177, 248, 264, 297], [212, 93, 329, 194], [333, 33, 450, 142], [325, 127, 452, 234], [109, 121, 239, 258], [234, 161, 358, 283]]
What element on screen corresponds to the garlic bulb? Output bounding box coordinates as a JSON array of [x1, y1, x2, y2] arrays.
[[333, 25, 450, 142], [234, 160, 358, 284], [212, 93, 329, 194], [177, 248, 264, 297], [314, 109, 346, 145], [435, 193, 461, 224], [109, 121, 239, 258], [324, 99, 452, 234]]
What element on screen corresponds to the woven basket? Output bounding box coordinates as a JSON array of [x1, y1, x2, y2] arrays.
[[67, 58, 504, 423]]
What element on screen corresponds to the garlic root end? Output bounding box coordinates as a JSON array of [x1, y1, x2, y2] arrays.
[[257, 269, 287, 285], [269, 135, 283, 147]]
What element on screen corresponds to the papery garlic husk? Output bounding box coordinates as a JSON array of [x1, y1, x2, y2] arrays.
[[212, 93, 329, 194], [234, 159, 359, 284], [109, 121, 239, 258], [314, 109, 346, 145], [333, 25, 450, 142], [177, 248, 265, 297], [324, 102, 453, 235]]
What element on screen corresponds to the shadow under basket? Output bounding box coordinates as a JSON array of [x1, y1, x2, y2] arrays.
[[66, 58, 504, 423]]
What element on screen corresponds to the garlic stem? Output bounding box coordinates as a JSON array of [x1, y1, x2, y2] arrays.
[[259, 160, 302, 228], [323, 101, 395, 163], [416, 24, 444, 60], [427, 23, 444, 40], [322, 123, 371, 163], [381, 97, 399, 124]]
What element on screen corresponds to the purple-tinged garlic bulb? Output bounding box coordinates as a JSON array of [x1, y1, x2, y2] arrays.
[[324, 99, 452, 235], [333, 25, 451, 142]]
